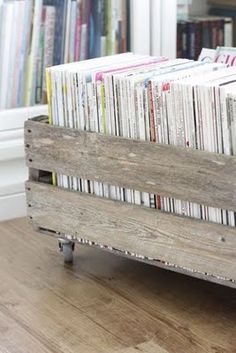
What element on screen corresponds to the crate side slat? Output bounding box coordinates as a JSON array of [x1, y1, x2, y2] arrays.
[[35, 226, 236, 289], [25, 119, 236, 212], [26, 181, 236, 282]]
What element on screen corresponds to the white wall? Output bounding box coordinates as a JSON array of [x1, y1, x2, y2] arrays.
[[0, 105, 48, 221]]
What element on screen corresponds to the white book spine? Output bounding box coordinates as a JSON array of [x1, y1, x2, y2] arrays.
[[224, 18, 233, 47], [101, 37, 106, 56], [80, 23, 88, 60], [64, 0, 72, 63]]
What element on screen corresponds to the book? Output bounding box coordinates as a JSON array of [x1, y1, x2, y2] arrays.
[[24, 0, 43, 106], [42, 5, 56, 103], [215, 46, 236, 66], [43, 0, 68, 65], [198, 48, 216, 62], [209, 7, 235, 46], [177, 16, 233, 60]]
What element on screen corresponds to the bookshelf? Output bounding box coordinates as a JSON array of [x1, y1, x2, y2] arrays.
[[177, 0, 234, 60]]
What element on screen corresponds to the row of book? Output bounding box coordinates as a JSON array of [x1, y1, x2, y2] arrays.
[[177, 15, 233, 60], [209, 4, 236, 47], [46, 49, 236, 227], [0, 0, 128, 110]]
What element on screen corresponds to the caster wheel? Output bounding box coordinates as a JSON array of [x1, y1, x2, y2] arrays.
[[59, 241, 74, 263]]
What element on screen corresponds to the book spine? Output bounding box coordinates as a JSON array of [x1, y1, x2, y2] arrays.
[[42, 6, 55, 103], [231, 95, 236, 155], [24, 0, 43, 106], [49, 0, 66, 65], [90, 0, 102, 58], [80, 0, 91, 60], [148, 80, 156, 142], [121, 0, 127, 52], [80, 23, 88, 60], [105, 0, 112, 55], [194, 21, 201, 60], [12, 2, 25, 107], [210, 20, 218, 49], [74, 0, 82, 61], [224, 18, 233, 46], [218, 18, 224, 46], [69, 0, 77, 62], [187, 21, 196, 60], [177, 22, 183, 58], [100, 0, 106, 55], [64, 0, 71, 63], [201, 20, 211, 48], [181, 21, 188, 58], [45, 69, 52, 123], [110, 0, 118, 54], [35, 7, 46, 104], [18, 1, 32, 107]]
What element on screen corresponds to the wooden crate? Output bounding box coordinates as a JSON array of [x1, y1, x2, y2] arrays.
[[25, 116, 236, 288]]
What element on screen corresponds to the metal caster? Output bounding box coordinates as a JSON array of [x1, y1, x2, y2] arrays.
[[58, 240, 75, 263]]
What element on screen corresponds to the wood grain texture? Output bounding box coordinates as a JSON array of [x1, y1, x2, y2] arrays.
[[0, 217, 236, 353], [24, 118, 236, 212], [26, 181, 236, 285]]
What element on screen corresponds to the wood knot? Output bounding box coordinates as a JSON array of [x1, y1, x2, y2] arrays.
[[146, 181, 156, 186], [128, 153, 136, 158], [213, 160, 225, 166]]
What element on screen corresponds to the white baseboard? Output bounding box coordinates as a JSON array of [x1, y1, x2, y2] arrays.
[[0, 192, 26, 221], [0, 158, 28, 221], [0, 159, 28, 195]]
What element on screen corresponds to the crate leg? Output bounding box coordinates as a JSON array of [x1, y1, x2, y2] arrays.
[[58, 239, 75, 263]]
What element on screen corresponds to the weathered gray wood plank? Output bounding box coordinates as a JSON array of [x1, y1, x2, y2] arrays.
[[25, 118, 236, 211], [38, 226, 236, 289], [26, 181, 236, 283]]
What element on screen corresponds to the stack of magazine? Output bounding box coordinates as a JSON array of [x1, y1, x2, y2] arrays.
[[46, 50, 236, 227]]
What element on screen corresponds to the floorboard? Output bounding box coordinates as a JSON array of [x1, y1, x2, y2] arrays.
[[0, 217, 235, 353]]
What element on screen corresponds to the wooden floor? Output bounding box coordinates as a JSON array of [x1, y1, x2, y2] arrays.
[[0, 218, 235, 353]]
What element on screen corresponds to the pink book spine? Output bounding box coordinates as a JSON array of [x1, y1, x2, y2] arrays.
[[95, 58, 168, 82], [74, 2, 82, 61]]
